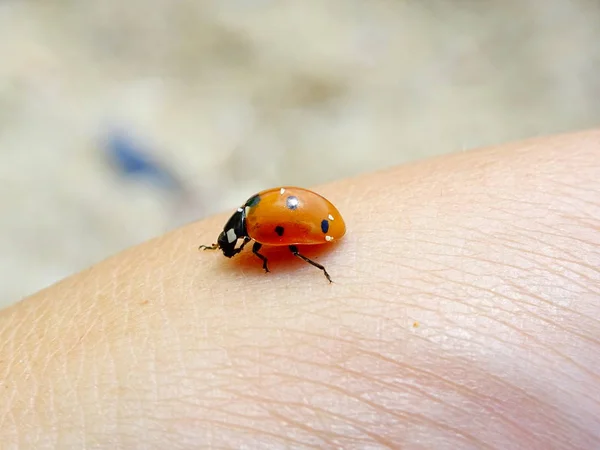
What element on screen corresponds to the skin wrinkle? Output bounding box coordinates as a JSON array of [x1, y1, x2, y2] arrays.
[[442, 317, 600, 418], [263, 407, 390, 448], [243, 388, 445, 446], [214, 324, 454, 442], [425, 252, 600, 351], [452, 212, 600, 288], [505, 221, 600, 271], [501, 283, 600, 382], [261, 349, 533, 438], [350, 346, 552, 418], [409, 256, 600, 410], [490, 235, 600, 291], [255, 371, 495, 449], [229, 318, 540, 444], [149, 379, 326, 447], [549, 185, 600, 211], [226, 376, 437, 445], [263, 409, 346, 448], [178, 418, 322, 448], [502, 250, 600, 311], [564, 214, 600, 231], [501, 268, 600, 343], [555, 206, 599, 230]]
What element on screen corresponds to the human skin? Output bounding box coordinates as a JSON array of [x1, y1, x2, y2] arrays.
[[1, 129, 600, 449]]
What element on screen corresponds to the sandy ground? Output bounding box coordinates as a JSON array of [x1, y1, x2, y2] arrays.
[[1, 1, 600, 306]]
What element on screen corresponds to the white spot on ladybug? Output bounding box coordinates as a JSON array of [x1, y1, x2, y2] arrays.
[[286, 196, 299, 210], [226, 229, 237, 243], [280, 187, 286, 195], [325, 235, 334, 242], [237, 207, 243, 213], [328, 214, 334, 221]]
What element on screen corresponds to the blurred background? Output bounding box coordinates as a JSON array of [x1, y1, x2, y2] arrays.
[[2, 0, 600, 306]]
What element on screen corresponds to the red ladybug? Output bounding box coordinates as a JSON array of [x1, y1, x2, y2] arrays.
[[199, 187, 346, 282]]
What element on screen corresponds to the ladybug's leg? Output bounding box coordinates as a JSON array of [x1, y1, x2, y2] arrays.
[[198, 243, 218, 251], [288, 245, 332, 283], [252, 242, 270, 273]]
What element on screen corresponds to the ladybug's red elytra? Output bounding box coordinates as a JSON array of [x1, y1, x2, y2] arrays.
[[199, 186, 346, 282]]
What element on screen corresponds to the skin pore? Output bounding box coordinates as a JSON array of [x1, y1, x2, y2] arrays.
[[1, 129, 600, 448]]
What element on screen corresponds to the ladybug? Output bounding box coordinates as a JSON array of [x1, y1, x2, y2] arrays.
[[199, 186, 346, 282]]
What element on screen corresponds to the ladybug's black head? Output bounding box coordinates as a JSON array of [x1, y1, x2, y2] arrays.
[[216, 208, 247, 258]]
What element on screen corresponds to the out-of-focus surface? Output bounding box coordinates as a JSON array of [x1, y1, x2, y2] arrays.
[[1, 1, 600, 306]]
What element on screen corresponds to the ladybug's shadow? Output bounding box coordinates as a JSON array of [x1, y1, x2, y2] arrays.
[[232, 243, 340, 278]]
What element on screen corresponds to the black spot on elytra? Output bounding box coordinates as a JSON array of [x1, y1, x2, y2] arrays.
[[286, 195, 299, 210], [321, 219, 329, 233], [275, 225, 285, 236], [246, 194, 261, 208]]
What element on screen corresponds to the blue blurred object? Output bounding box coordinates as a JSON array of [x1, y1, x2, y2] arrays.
[[101, 128, 208, 227], [103, 129, 184, 192]]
